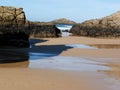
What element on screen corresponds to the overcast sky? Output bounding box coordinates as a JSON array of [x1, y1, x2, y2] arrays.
[[1, 0, 120, 22]]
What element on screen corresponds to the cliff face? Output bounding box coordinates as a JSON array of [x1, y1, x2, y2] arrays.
[[29, 22, 61, 38], [70, 11, 120, 37], [0, 6, 29, 47]]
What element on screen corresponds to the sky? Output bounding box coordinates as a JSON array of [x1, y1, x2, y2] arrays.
[[1, 0, 120, 22]]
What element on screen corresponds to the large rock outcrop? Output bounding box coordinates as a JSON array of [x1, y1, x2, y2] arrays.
[[70, 11, 120, 37], [0, 6, 29, 47], [29, 22, 61, 38]]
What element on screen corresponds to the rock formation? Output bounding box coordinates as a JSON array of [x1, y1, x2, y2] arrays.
[[0, 6, 29, 47], [70, 11, 120, 37], [29, 22, 61, 38]]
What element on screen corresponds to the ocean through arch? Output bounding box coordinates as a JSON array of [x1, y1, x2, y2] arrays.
[[55, 24, 73, 36]]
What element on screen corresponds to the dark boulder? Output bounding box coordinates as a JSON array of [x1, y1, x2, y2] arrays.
[[29, 22, 61, 38]]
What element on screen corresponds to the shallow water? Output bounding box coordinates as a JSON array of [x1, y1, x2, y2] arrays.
[[29, 53, 109, 71], [55, 24, 73, 31], [66, 44, 97, 49]]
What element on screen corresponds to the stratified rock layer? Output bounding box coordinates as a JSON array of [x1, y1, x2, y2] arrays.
[[70, 11, 120, 37], [0, 6, 29, 47]]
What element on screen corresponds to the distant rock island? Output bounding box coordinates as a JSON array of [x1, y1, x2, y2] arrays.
[[51, 18, 76, 24], [70, 11, 120, 37]]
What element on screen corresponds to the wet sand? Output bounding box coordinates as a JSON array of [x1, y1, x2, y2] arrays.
[[0, 36, 120, 90]]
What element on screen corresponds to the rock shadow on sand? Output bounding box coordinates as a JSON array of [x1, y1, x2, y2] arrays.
[[19, 38, 73, 60], [0, 38, 73, 64], [26, 44, 73, 60]]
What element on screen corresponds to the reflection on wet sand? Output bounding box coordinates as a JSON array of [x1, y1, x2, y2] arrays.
[[99, 63, 120, 80], [89, 44, 120, 49], [65, 44, 120, 49], [29, 55, 109, 71]]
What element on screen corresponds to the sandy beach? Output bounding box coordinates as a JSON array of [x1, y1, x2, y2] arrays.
[[0, 36, 120, 90]]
